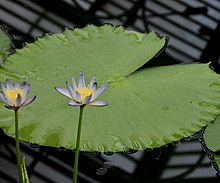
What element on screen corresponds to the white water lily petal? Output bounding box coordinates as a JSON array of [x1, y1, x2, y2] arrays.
[[78, 71, 85, 88], [75, 91, 81, 101], [16, 94, 22, 106], [55, 87, 72, 98], [21, 96, 36, 107], [2, 95, 13, 106], [72, 76, 77, 90], [68, 100, 81, 106], [20, 82, 26, 88], [23, 83, 30, 100], [87, 76, 96, 89], [88, 101, 108, 106], [15, 81, 21, 89], [0, 93, 8, 104], [91, 83, 109, 102], [6, 79, 13, 89], [66, 81, 75, 98], [91, 83, 97, 92], [1, 84, 6, 94], [82, 94, 92, 104]]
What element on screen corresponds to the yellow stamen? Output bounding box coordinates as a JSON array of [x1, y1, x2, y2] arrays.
[[5, 89, 24, 104], [76, 87, 92, 100]]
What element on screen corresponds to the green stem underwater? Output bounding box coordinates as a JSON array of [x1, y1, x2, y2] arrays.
[[14, 109, 23, 183], [73, 105, 85, 183]]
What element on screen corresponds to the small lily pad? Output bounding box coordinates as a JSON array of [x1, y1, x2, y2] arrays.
[[204, 116, 220, 170], [204, 116, 220, 152], [0, 25, 220, 152]]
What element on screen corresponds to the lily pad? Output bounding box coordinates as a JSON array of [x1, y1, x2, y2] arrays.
[[213, 154, 220, 171], [0, 25, 12, 64], [204, 116, 220, 169], [204, 116, 220, 152], [0, 25, 220, 152]]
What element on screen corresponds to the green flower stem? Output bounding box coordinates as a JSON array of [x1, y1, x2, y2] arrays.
[[14, 109, 23, 183], [73, 105, 85, 183]]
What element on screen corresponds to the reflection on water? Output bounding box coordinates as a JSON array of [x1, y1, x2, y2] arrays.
[[96, 162, 117, 175]]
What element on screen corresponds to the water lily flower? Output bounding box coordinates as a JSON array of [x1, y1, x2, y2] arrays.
[[55, 71, 109, 106], [0, 79, 36, 109]]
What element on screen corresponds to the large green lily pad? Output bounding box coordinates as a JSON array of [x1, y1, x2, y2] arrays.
[[0, 25, 220, 152]]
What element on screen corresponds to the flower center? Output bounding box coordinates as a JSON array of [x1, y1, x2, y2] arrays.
[[5, 89, 24, 104], [76, 87, 92, 100]]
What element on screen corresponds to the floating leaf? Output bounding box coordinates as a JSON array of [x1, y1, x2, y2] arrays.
[[204, 116, 220, 170], [204, 116, 220, 152], [0, 25, 12, 64], [213, 154, 220, 172], [0, 25, 220, 152]]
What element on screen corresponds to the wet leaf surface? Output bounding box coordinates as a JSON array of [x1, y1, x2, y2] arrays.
[[0, 25, 220, 152]]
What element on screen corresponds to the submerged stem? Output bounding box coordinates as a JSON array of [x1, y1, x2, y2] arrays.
[[73, 105, 85, 183], [14, 109, 23, 183]]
